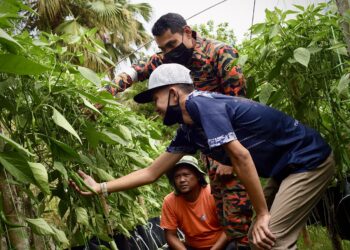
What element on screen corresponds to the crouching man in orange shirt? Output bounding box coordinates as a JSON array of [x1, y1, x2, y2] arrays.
[[161, 156, 230, 250]]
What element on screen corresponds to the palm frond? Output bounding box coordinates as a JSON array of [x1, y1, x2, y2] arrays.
[[87, 1, 123, 21], [126, 3, 152, 22], [36, 0, 67, 29]]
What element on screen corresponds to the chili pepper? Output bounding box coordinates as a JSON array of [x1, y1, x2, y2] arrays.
[[69, 171, 97, 195]]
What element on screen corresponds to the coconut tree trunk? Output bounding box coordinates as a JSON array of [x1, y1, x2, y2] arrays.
[[23, 193, 47, 250], [0, 172, 30, 249], [0, 127, 30, 249], [0, 134, 6, 250], [336, 0, 350, 56]]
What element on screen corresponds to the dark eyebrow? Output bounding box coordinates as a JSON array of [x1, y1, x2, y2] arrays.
[[158, 39, 177, 50]]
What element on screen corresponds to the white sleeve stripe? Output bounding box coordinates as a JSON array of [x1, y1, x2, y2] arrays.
[[208, 132, 237, 148]]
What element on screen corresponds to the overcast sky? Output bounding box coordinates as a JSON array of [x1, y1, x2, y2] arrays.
[[134, 0, 325, 42], [117, 0, 325, 71]]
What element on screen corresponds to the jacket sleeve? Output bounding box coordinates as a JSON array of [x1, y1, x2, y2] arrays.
[[105, 53, 164, 96], [214, 45, 246, 97]]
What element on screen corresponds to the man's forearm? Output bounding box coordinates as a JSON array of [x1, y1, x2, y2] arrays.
[[211, 232, 228, 250], [231, 153, 267, 216], [104, 152, 183, 193], [104, 167, 155, 193], [165, 230, 187, 250], [167, 236, 187, 250], [224, 142, 268, 216]]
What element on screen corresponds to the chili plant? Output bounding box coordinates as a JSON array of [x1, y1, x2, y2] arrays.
[[0, 1, 170, 248]]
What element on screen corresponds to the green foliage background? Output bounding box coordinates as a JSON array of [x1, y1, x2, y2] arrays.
[[0, 0, 171, 247], [0, 0, 350, 249], [239, 3, 350, 178]]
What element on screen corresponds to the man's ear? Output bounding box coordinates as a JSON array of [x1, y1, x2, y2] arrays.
[[169, 87, 178, 101], [183, 25, 192, 37], [169, 87, 178, 98]]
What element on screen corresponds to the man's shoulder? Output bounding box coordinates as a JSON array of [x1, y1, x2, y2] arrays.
[[201, 37, 234, 55], [186, 91, 227, 107], [202, 186, 213, 199], [163, 191, 177, 204]]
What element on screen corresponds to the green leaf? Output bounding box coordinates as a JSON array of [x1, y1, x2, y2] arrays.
[[52, 108, 82, 144], [259, 82, 274, 104], [250, 23, 265, 35], [115, 125, 132, 141], [116, 223, 130, 237], [28, 162, 50, 195], [0, 133, 35, 156], [76, 207, 89, 227], [51, 225, 69, 245], [0, 54, 50, 75], [0, 28, 23, 53], [80, 94, 101, 114], [237, 55, 248, 67], [67, 35, 81, 44], [337, 47, 348, 56], [293, 4, 304, 11], [337, 73, 350, 96], [78, 66, 101, 86], [269, 24, 280, 39], [101, 130, 127, 146], [293, 48, 310, 67], [118, 191, 134, 201], [50, 138, 80, 159], [284, 10, 298, 16], [0, 153, 34, 183], [245, 77, 256, 99], [96, 150, 109, 168], [307, 47, 322, 54], [149, 127, 162, 140], [26, 218, 54, 236], [53, 161, 68, 181], [79, 154, 94, 166], [327, 43, 348, 56], [84, 123, 100, 148], [125, 152, 151, 167], [267, 58, 284, 81]]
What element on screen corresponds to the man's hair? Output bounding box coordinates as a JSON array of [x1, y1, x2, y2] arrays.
[[174, 83, 194, 93], [152, 13, 187, 36], [157, 83, 194, 95]]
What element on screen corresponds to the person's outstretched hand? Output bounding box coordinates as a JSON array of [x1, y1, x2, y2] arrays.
[[252, 213, 276, 249], [70, 170, 100, 196]]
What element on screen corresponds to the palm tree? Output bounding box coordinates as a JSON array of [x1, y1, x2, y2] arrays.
[[26, 0, 152, 73]]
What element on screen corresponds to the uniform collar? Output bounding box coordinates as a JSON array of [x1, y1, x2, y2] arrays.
[[191, 31, 208, 66]]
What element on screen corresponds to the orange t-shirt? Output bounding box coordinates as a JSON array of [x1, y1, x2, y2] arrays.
[[160, 186, 223, 249]]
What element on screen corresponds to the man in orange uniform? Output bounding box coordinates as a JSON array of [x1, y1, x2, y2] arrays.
[[161, 156, 228, 250]]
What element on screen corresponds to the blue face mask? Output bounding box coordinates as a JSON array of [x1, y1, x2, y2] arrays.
[[163, 91, 184, 126]]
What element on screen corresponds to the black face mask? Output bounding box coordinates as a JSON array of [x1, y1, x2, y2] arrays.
[[163, 37, 194, 66], [163, 91, 184, 126]]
